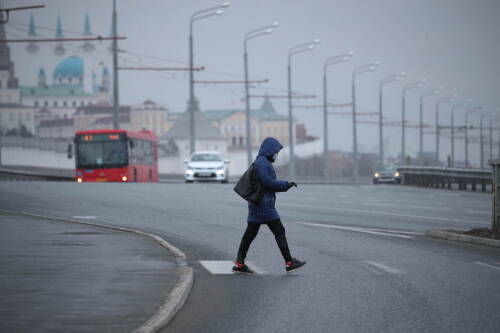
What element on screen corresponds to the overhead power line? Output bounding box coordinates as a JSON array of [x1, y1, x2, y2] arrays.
[[0, 36, 125, 43], [250, 94, 316, 99], [118, 66, 204, 71]]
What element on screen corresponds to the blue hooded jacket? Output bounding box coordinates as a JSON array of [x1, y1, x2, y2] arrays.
[[247, 137, 290, 223]]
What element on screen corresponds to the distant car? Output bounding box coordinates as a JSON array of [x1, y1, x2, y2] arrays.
[[373, 165, 401, 184], [184, 151, 229, 183]]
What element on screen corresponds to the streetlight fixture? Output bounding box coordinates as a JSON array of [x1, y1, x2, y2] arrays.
[[378, 72, 405, 167], [464, 106, 482, 168], [351, 61, 379, 179], [419, 86, 442, 162], [322, 52, 354, 178], [401, 79, 426, 164], [450, 98, 472, 166], [188, 2, 230, 155], [435, 94, 457, 163], [243, 22, 278, 166], [287, 38, 320, 178]]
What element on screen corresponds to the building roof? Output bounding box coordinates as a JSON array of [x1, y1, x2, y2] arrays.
[[93, 114, 130, 125], [53, 56, 84, 78], [203, 108, 288, 121], [203, 95, 287, 121], [160, 111, 224, 141], [39, 118, 74, 127], [21, 85, 91, 97], [75, 105, 131, 115], [134, 99, 166, 111]]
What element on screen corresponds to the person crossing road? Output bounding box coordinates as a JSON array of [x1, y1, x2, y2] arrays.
[[232, 137, 306, 274]]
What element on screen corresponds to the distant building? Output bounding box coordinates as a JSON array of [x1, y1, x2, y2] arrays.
[[129, 100, 169, 136], [159, 107, 227, 159], [0, 22, 34, 136], [203, 95, 290, 150], [73, 104, 132, 132], [21, 56, 111, 121], [37, 117, 74, 139]]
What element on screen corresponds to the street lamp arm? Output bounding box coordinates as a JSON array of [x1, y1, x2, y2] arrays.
[[403, 79, 426, 92], [289, 46, 314, 58], [324, 52, 354, 72], [245, 23, 277, 40], [381, 73, 404, 84], [437, 95, 455, 104], [289, 39, 320, 55], [353, 63, 377, 74], [245, 31, 271, 44], [191, 3, 229, 21]]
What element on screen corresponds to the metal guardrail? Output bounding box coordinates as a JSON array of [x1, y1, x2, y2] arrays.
[[398, 166, 491, 191]]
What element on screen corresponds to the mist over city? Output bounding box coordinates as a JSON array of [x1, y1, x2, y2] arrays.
[[1, 2, 500, 333]]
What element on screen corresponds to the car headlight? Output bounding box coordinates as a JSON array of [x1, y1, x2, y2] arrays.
[[187, 165, 193, 170], [374, 172, 380, 178], [394, 172, 400, 177], [217, 165, 224, 170]]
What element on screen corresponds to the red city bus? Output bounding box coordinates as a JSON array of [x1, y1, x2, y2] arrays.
[[69, 129, 159, 183]]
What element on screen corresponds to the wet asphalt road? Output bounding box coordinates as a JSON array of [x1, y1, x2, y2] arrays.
[[0, 211, 177, 333], [1, 181, 499, 333]]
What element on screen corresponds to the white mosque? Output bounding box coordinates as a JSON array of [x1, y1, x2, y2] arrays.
[[21, 56, 111, 121]]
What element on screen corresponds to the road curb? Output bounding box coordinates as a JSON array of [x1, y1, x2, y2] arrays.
[[0, 209, 194, 333], [426, 229, 500, 248]]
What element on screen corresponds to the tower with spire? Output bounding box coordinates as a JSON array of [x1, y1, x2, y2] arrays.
[[0, 9, 35, 137], [0, 17, 20, 102], [81, 13, 95, 53], [26, 14, 39, 54], [54, 16, 65, 56]]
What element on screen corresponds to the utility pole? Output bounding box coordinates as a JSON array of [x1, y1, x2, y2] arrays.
[[112, 0, 119, 130]]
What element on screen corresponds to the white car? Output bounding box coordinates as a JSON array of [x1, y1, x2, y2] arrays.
[[184, 151, 229, 183]]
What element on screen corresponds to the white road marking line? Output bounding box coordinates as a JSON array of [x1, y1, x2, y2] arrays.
[[199, 260, 264, 274], [473, 261, 500, 272], [72, 216, 97, 219], [345, 226, 425, 235], [295, 222, 414, 239], [281, 203, 488, 225], [365, 261, 405, 274]]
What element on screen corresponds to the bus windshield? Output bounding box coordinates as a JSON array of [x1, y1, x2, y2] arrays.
[[76, 138, 127, 169]]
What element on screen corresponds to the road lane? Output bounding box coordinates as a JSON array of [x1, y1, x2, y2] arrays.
[[1, 182, 499, 332]]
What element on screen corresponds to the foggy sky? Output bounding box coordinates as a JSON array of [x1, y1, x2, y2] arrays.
[[6, 0, 500, 165]]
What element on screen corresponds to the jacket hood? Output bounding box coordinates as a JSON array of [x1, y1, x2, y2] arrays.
[[257, 137, 283, 160]]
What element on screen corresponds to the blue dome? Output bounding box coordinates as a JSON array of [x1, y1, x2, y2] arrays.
[[53, 56, 84, 78]]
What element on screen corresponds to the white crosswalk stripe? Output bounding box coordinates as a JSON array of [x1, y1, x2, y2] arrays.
[[199, 260, 264, 274]]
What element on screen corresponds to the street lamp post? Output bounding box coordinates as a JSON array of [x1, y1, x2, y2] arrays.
[[464, 106, 482, 168], [479, 110, 491, 169], [401, 80, 426, 164], [450, 99, 471, 166], [188, 2, 230, 156], [287, 39, 320, 178], [351, 62, 379, 179], [322, 52, 353, 178], [378, 72, 405, 167], [112, 0, 119, 130], [419, 87, 441, 162], [485, 108, 500, 165], [243, 23, 278, 166], [435, 94, 456, 163]]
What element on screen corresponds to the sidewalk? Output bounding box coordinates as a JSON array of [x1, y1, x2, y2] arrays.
[[0, 212, 180, 333]]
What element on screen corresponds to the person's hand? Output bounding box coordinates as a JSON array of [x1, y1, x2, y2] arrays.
[[289, 182, 298, 188]]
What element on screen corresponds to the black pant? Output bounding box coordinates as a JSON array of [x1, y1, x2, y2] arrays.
[[236, 219, 292, 263]]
